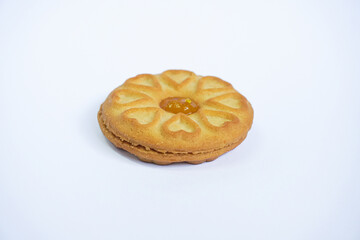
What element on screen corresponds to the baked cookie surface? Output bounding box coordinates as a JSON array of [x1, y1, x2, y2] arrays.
[[98, 70, 254, 165]]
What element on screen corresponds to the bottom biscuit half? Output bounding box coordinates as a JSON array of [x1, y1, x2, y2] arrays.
[[98, 110, 245, 165]]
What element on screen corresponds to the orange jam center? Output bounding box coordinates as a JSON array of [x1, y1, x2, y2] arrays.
[[159, 97, 199, 115]]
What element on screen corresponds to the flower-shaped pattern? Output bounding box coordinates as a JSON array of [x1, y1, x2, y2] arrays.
[[108, 70, 251, 143]]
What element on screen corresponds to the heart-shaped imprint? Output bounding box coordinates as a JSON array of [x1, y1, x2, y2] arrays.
[[205, 93, 246, 112], [124, 74, 161, 91], [111, 89, 153, 107], [121, 107, 161, 126], [161, 70, 196, 89], [162, 114, 201, 140], [197, 76, 232, 92], [200, 109, 239, 130]]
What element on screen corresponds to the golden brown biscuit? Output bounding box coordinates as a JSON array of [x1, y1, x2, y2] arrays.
[[98, 70, 254, 165]]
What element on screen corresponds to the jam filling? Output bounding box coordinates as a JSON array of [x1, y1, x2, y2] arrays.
[[159, 97, 199, 115]]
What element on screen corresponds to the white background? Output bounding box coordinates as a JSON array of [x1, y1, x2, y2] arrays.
[[1, 0, 359, 239]]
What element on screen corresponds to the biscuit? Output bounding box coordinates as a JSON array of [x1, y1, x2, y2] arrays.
[[98, 70, 254, 165]]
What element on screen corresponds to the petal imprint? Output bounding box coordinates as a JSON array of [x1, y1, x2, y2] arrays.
[[121, 107, 161, 126], [197, 76, 232, 92], [162, 114, 201, 140], [160, 70, 196, 90], [200, 109, 239, 130], [205, 93, 248, 112], [111, 89, 153, 108], [124, 74, 161, 91]]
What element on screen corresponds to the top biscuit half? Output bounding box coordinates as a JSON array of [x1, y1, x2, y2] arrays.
[[99, 70, 254, 155]]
